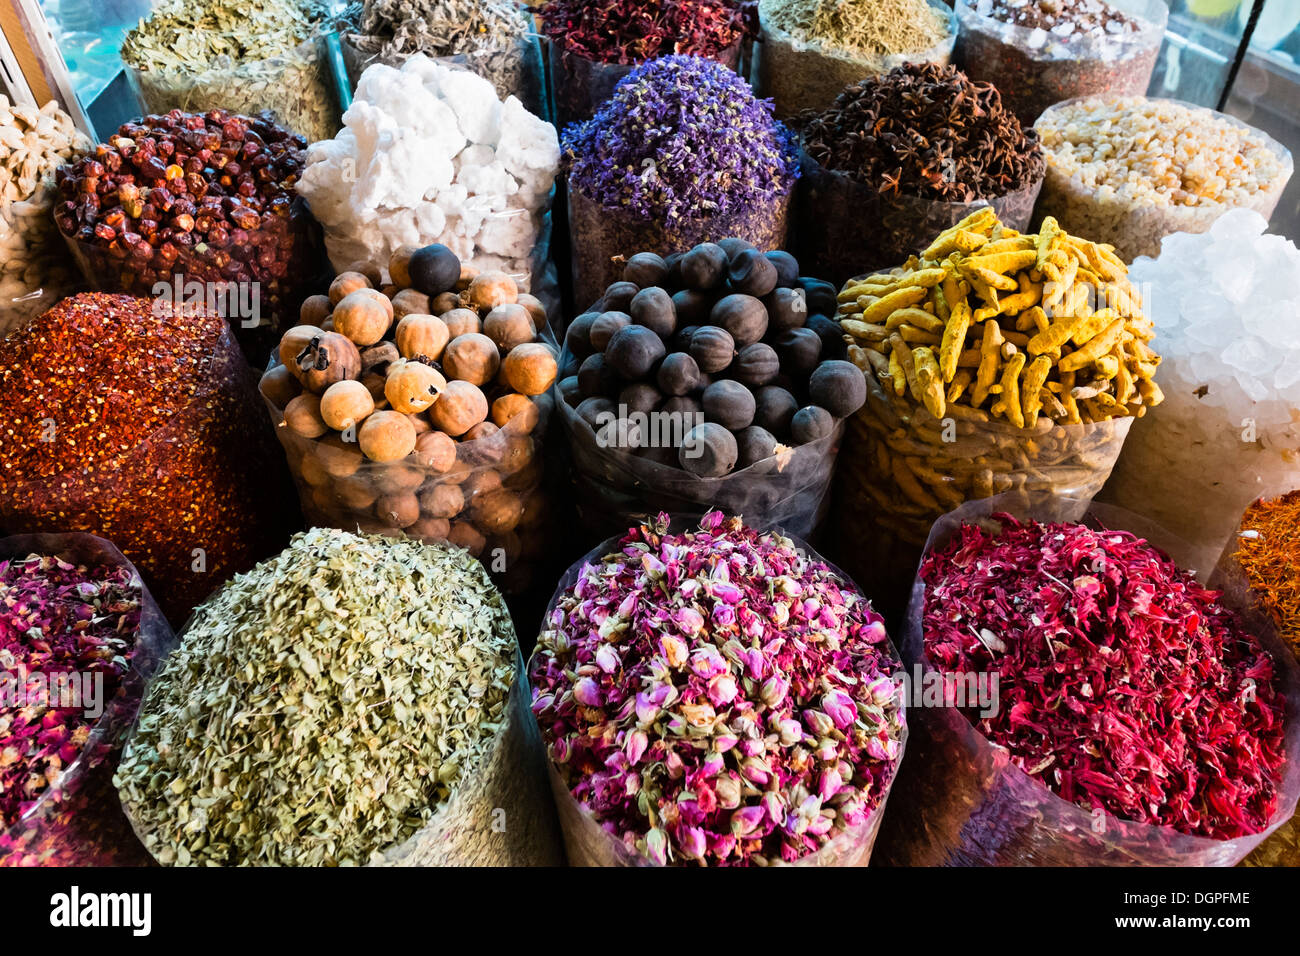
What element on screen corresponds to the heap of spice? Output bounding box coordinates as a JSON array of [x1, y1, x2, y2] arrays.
[[119, 0, 338, 143], [530, 512, 906, 866], [762, 0, 948, 62], [0, 553, 142, 831], [1234, 491, 1300, 867], [540, 0, 755, 65], [0, 293, 289, 622], [53, 109, 318, 355], [564, 55, 800, 305], [922, 513, 1288, 840], [799, 63, 1043, 204], [115, 528, 519, 866]]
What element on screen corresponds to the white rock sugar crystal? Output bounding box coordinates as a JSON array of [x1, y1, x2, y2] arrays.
[[296, 55, 559, 288], [1100, 208, 1300, 574]]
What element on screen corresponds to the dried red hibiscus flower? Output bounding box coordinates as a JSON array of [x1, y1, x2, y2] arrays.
[[921, 514, 1288, 840], [0, 554, 142, 830]]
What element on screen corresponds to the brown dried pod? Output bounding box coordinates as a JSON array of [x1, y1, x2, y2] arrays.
[[443, 333, 501, 386], [395, 313, 451, 361], [300, 332, 362, 394]]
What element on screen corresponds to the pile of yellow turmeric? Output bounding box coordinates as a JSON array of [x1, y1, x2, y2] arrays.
[[838, 209, 1164, 429]]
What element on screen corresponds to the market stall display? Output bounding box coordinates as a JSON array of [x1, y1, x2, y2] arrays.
[[114, 527, 562, 866], [558, 238, 862, 539], [1100, 211, 1300, 573], [53, 109, 323, 359], [0, 293, 292, 623], [296, 55, 558, 296], [1035, 96, 1293, 262], [874, 495, 1300, 866], [262, 244, 555, 594], [120, 0, 340, 144], [0, 535, 174, 867], [565, 56, 800, 309], [1218, 492, 1300, 867], [337, 0, 545, 116], [540, 0, 755, 128], [794, 63, 1045, 285], [834, 210, 1154, 614], [954, 0, 1167, 127], [0, 99, 91, 336], [756, 0, 956, 119], [529, 511, 906, 866]]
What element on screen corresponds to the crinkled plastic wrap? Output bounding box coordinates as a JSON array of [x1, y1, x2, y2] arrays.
[[1035, 97, 1294, 263], [756, 0, 956, 119], [792, 152, 1044, 286], [556, 364, 843, 544], [567, 185, 792, 318], [0, 183, 81, 336], [1210, 542, 1300, 867], [529, 526, 907, 866], [0, 533, 176, 867], [370, 650, 564, 866], [549, 39, 743, 131], [264, 363, 554, 596], [62, 205, 327, 362], [955, 0, 1167, 126], [0, 325, 293, 623], [872, 494, 1300, 866], [126, 35, 341, 142], [340, 32, 547, 119]]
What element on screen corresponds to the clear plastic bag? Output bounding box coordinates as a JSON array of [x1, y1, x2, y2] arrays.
[[340, 32, 547, 119], [555, 361, 844, 543], [0, 533, 176, 867], [872, 493, 1300, 866], [755, 0, 956, 119], [0, 184, 82, 337], [126, 34, 342, 142], [566, 185, 793, 318], [1035, 97, 1294, 264], [265, 363, 555, 596], [529, 524, 907, 866], [0, 321, 293, 623], [791, 152, 1044, 286], [954, 0, 1168, 126], [548, 39, 743, 132]]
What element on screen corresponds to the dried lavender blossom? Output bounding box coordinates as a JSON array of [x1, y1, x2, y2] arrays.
[[530, 512, 905, 866], [563, 55, 800, 223]]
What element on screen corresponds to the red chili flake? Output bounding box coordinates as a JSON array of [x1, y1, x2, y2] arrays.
[[0, 293, 291, 621], [0, 553, 140, 830], [921, 513, 1288, 840]]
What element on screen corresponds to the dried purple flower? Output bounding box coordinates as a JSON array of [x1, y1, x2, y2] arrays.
[[530, 512, 905, 866], [562, 56, 800, 223]]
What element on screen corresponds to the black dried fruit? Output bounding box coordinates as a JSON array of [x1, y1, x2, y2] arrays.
[[605, 324, 666, 379], [791, 405, 834, 444], [565, 312, 599, 357], [601, 280, 640, 313], [727, 248, 778, 297], [408, 243, 461, 296], [620, 381, 663, 415], [711, 293, 768, 347], [673, 324, 701, 353], [764, 250, 800, 288], [578, 352, 619, 397], [559, 374, 582, 406], [672, 288, 712, 325], [809, 360, 866, 417], [806, 314, 845, 358], [664, 252, 685, 287], [735, 425, 778, 471], [590, 311, 632, 351], [702, 379, 756, 430], [576, 396, 616, 429], [689, 326, 737, 374], [733, 343, 780, 386], [623, 252, 668, 288], [680, 242, 728, 290], [797, 277, 838, 317], [630, 287, 677, 339], [775, 327, 823, 376], [754, 385, 798, 438], [718, 237, 757, 260], [662, 394, 703, 418], [637, 443, 680, 467], [765, 287, 808, 336], [680, 422, 737, 477], [657, 351, 702, 396]]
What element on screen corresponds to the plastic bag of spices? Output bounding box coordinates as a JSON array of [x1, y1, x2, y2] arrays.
[[115, 528, 565, 866], [954, 0, 1168, 127], [0, 533, 175, 867], [756, 0, 956, 119], [872, 493, 1300, 867], [528, 514, 908, 866]]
